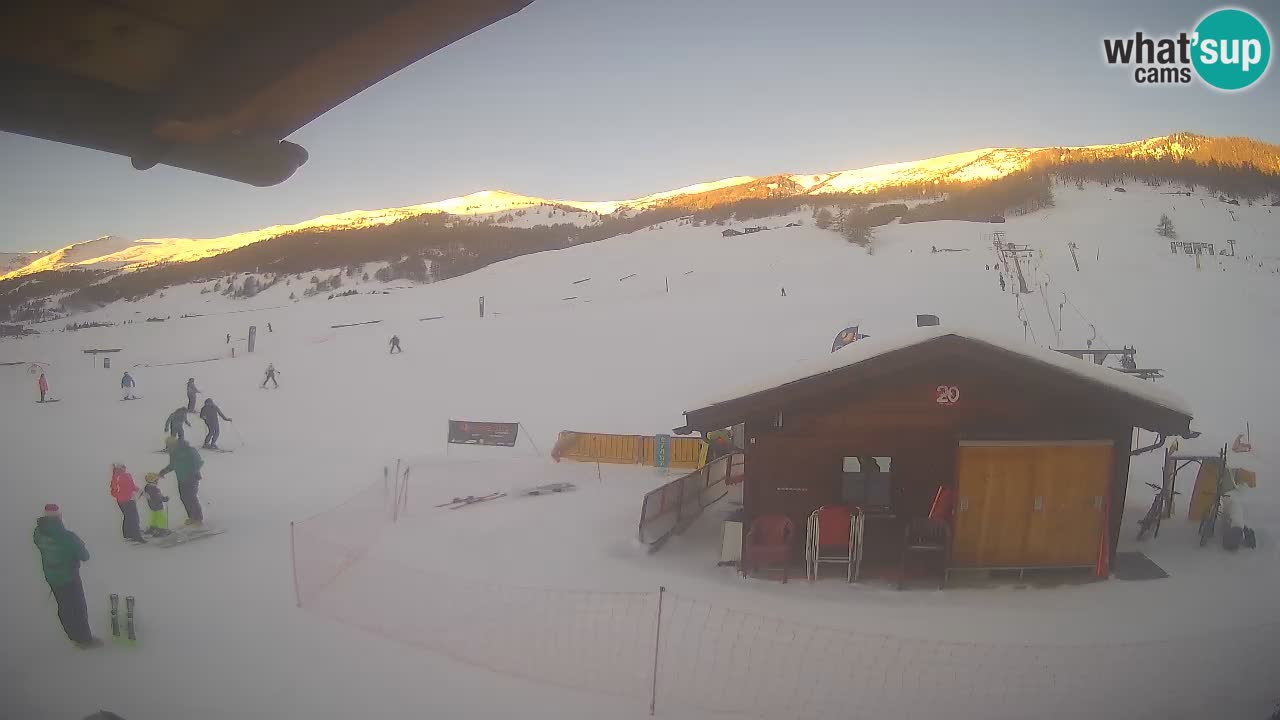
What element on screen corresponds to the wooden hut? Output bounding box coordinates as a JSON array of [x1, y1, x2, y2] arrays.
[[677, 326, 1194, 579]]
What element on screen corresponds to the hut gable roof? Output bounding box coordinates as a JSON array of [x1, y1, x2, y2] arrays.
[[681, 325, 1193, 437]]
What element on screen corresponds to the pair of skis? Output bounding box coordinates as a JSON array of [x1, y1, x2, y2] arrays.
[[109, 594, 136, 646], [435, 493, 506, 509], [151, 526, 226, 548]]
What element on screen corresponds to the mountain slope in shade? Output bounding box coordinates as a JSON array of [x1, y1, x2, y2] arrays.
[[5, 133, 1277, 280]]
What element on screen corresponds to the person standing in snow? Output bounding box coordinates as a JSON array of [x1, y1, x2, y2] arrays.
[[158, 436, 204, 526], [261, 363, 279, 389], [37, 372, 49, 402], [226, 333, 231, 344], [999, 274, 1006, 292], [33, 504, 100, 648], [389, 335, 402, 354], [185, 378, 200, 412], [142, 473, 170, 537], [198, 398, 232, 449], [267, 323, 273, 333], [121, 371, 137, 400], [164, 406, 191, 443], [109, 464, 144, 543]]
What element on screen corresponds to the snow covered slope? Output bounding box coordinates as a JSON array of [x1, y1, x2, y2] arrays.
[[2, 179, 1278, 719], [11, 133, 1271, 281]]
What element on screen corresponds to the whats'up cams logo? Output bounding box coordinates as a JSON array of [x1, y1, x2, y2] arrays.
[[1103, 7, 1271, 90]]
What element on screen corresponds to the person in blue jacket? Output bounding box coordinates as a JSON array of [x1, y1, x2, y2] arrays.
[[185, 378, 200, 412], [120, 371, 136, 400]]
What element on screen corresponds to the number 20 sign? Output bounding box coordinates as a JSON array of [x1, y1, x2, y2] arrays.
[[935, 385, 961, 406]]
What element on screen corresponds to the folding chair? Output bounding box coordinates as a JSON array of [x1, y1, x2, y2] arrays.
[[743, 514, 795, 583], [806, 505, 857, 582]]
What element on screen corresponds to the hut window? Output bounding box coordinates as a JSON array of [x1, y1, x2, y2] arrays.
[[841, 456, 893, 511]]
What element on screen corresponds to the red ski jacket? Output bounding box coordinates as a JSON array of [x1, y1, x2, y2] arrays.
[[110, 469, 139, 503]]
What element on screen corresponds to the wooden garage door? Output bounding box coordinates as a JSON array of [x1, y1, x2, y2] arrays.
[[953, 442, 1112, 569]]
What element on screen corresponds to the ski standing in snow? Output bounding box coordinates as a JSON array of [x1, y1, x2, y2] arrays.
[[33, 504, 100, 648], [198, 398, 233, 450]]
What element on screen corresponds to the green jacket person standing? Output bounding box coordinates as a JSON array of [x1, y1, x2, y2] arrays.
[[33, 504, 101, 648], [158, 436, 204, 526]]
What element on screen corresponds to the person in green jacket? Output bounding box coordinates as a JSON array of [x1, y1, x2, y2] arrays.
[[158, 436, 204, 526], [33, 504, 100, 648]]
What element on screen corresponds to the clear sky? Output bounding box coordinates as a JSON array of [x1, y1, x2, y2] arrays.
[[2, 0, 1278, 252]]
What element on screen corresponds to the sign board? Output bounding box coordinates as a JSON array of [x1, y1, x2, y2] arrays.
[[654, 434, 671, 468], [448, 420, 519, 447]]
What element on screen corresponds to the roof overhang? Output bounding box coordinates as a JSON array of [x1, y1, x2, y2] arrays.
[[681, 331, 1194, 438], [0, 0, 533, 185]]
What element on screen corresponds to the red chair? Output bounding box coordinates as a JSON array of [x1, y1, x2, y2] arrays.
[[743, 514, 795, 583], [806, 505, 857, 582]]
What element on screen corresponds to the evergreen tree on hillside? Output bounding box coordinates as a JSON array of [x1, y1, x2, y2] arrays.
[[1156, 213, 1177, 239], [815, 208, 834, 229]]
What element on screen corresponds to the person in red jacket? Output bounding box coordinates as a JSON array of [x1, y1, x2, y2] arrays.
[[37, 372, 49, 402], [109, 463, 144, 543]]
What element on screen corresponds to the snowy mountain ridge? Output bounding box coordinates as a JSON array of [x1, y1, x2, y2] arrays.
[[4, 132, 1275, 281]]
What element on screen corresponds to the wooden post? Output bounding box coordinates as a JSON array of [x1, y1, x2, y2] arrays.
[[290, 522, 302, 608]]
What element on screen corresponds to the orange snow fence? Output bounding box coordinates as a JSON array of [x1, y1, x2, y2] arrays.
[[551, 431, 706, 469]]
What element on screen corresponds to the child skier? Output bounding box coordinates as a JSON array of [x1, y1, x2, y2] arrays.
[[109, 463, 144, 543], [142, 473, 170, 537]]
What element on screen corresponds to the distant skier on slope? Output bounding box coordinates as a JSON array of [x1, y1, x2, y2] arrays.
[[37, 372, 49, 402], [109, 464, 144, 543], [389, 335, 402, 354], [198, 398, 232, 450], [165, 406, 191, 443], [999, 274, 1006, 292], [261, 363, 279, 389], [121, 371, 136, 400], [33, 504, 100, 648], [185, 378, 200, 412], [157, 436, 204, 527]]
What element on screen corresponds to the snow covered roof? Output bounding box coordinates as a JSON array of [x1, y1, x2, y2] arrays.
[[684, 324, 1193, 433]]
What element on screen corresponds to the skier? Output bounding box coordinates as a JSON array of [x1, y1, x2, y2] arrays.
[[268, 323, 273, 333], [142, 473, 170, 537], [121, 371, 136, 400], [33, 504, 100, 648], [225, 333, 230, 344], [164, 406, 191, 442], [109, 464, 144, 543], [389, 335, 402, 354], [999, 274, 1006, 292], [261, 363, 279, 389], [185, 378, 200, 412], [38, 372, 48, 402], [198, 398, 232, 449], [157, 435, 204, 527]]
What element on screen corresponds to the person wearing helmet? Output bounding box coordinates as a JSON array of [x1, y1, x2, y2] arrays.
[[142, 473, 170, 537], [157, 435, 204, 526], [185, 378, 200, 412], [198, 398, 232, 450], [109, 464, 144, 543], [164, 406, 190, 443]]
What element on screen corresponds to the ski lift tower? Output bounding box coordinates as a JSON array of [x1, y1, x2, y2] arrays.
[[995, 233, 1034, 294]]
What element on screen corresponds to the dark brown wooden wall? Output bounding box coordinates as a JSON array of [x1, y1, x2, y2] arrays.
[[740, 350, 1138, 564]]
